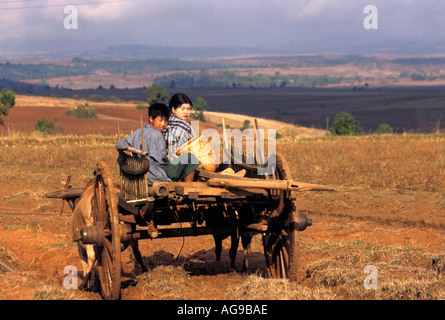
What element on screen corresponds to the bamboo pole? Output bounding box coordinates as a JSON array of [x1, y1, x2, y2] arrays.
[[140, 114, 145, 153], [254, 119, 265, 167], [139, 114, 148, 197]]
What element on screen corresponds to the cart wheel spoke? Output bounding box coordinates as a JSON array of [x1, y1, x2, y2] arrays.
[[279, 250, 287, 278]]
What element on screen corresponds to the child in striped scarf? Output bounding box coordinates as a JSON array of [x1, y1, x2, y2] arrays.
[[163, 93, 195, 154], [163, 93, 197, 182]]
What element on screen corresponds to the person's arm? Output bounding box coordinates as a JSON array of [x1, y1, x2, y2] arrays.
[[116, 130, 149, 157], [116, 129, 143, 150]]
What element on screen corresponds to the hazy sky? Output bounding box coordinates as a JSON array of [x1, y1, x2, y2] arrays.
[[1, 0, 445, 56]]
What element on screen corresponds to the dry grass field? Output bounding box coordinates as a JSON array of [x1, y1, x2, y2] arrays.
[[0, 128, 444, 300], [0, 93, 444, 302]]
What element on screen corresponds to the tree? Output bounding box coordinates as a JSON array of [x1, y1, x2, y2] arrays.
[[330, 111, 361, 136], [190, 96, 208, 121], [145, 84, 169, 105], [0, 89, 16, 136]]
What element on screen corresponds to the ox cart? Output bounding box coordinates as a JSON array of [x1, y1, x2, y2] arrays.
[[47, 129, 334, 300]]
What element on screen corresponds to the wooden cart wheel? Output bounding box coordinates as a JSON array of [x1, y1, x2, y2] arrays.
[[262, 153, 299, 281], [262, 207, 299, 280], [93, 161, 122, 300]]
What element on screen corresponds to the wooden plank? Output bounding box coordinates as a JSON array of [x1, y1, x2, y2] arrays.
[[180, 186, 237, 197], [152, 181, 267, 198], [119, 214, 137, 224], [197, 169, 254, 181], [206, 177, 336, 192]]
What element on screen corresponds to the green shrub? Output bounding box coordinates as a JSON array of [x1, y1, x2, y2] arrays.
[[375, 123, 394, 134], [241, 119, 251, 130], [34, 118, 56, 134], [88, 94, 105, 102], [66, 103, 97, 118], [330, 111, 361, 136], [108, 96, 120, 103]]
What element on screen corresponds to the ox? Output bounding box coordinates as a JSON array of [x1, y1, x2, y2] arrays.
[[211, 206, 261, 273], [213, 232, 253, 272]]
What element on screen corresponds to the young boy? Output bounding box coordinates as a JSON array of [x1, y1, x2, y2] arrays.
[[116, 103, 199, 186]]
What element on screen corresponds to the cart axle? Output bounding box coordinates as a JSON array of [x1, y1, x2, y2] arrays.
[[73, 222, 241, 245], [73, 221, 106, 246]]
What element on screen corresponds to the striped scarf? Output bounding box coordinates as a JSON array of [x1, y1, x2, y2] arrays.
[[162, 115, 193, 149]]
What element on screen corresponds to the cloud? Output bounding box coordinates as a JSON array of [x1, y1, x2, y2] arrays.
[[0, 0, 444, 54], [295, 0, 333, 19]]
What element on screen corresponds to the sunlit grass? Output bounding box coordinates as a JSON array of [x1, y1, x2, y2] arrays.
[[278, 134, 445, 192]]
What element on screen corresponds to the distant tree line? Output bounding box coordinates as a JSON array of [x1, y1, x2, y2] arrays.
[[399, 72, 444, 82], [154, 70, 345, 88], [0, 58, 227, 81]]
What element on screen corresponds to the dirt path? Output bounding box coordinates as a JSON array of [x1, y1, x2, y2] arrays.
[[0, 187, 443, 300]]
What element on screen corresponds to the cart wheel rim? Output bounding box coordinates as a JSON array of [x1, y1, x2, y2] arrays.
[[94, 161, 122, 300]]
